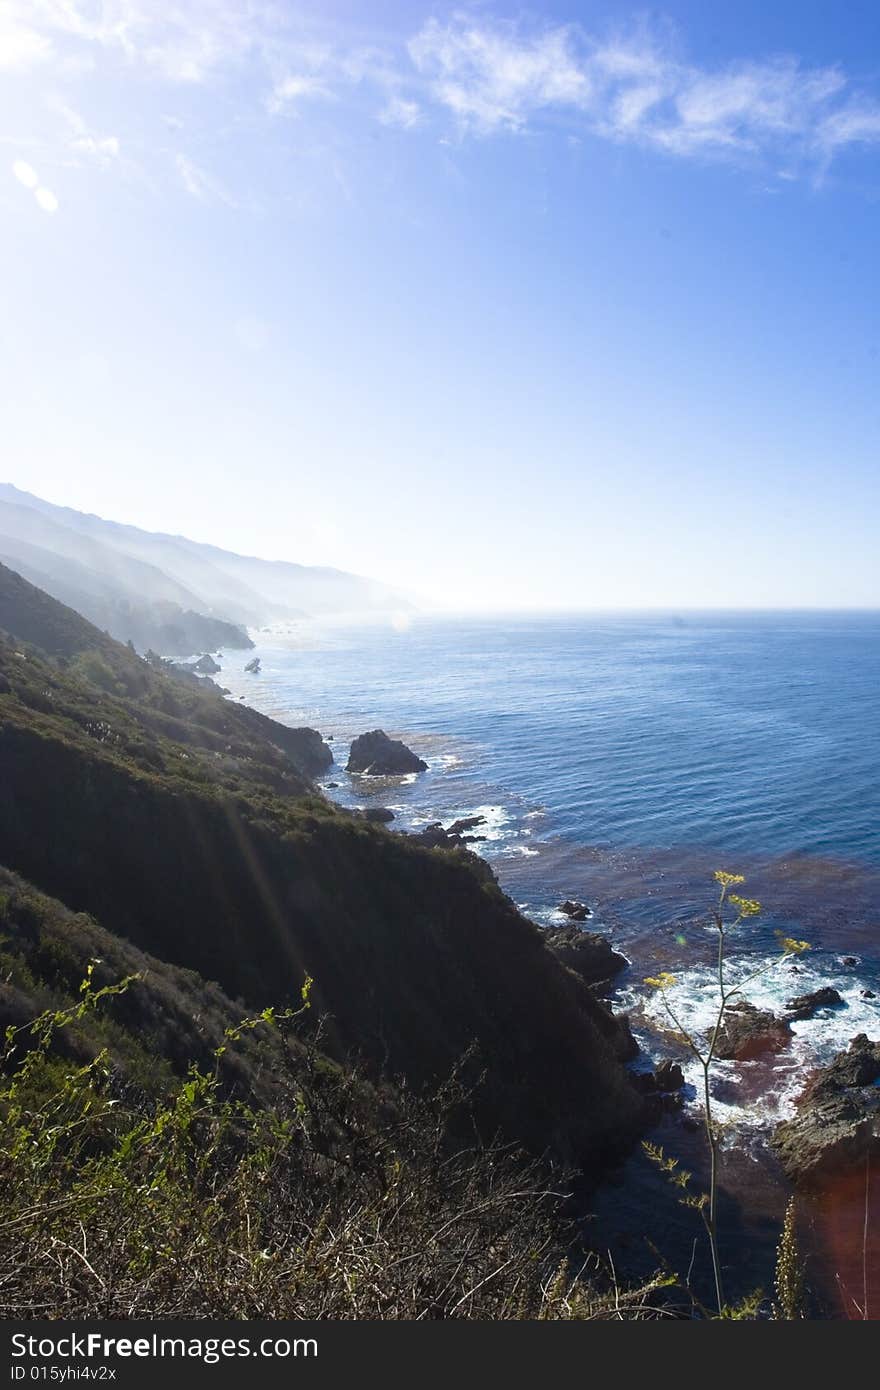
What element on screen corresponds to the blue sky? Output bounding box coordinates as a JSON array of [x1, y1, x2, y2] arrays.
[[2, 1, 880, 609]]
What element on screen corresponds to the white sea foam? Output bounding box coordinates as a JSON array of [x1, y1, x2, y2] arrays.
[[637, 952, 880, 1133], [461, 803, 511, 842], [432, 753, 464, 770]]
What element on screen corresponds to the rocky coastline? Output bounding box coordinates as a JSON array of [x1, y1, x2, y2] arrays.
[[315, 720, 879, 1202], [220, 695, 877, 1305]]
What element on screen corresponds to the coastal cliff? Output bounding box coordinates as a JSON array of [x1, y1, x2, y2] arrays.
[[0, 560, 646, 1168]]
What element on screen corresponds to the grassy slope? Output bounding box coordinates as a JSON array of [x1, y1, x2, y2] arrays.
[[0, 561, 645, 1167]]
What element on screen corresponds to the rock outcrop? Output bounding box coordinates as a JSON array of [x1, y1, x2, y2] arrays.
[[194, 653, 220, 674], [407, 815, 487, 849], [244, 656, 261, 674], [347, 729, 427, 775], [629, 1059, 685, 1116], [772, 1034, 880, 1185], [559, 900, 591, 921], [446, 815, 487, 839], [354, 807, 395, 823], [655, 1059, 686, 1092], [543, 925, 627, 989], [784, 986, 844, 1021], [170, 652, 222, 677], [713, 1001, 793, 1061], [268, 725, 333, 777]]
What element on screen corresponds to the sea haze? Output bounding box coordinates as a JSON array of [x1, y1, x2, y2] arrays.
[[219, 609, 880, 1125]]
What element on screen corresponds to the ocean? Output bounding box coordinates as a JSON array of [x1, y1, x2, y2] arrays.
[[218, 609, 880, 1135]]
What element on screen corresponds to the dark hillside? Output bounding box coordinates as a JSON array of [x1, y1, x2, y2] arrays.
[[0, 865, 292, 1101], [0, 563, 645, 1166]]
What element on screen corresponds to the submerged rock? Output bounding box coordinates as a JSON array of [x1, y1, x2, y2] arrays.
[[784, 986, 844, 1021], [347, 729, 427, 776], [713, 1001, 793, 1061], [542, 925, 627, 989], [772, 1034, 880, 1186]]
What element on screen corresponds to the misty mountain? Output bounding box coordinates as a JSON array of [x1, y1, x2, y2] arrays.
[[0, 484, 410, 654]]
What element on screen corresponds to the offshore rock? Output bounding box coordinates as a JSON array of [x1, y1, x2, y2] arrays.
[[785, 986, 844, 1021], [347, 729, 427, 775], [559, 900, 592, 921], [713, 1001, 793, 1061]]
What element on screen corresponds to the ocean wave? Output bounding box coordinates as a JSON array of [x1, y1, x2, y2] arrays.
[[636, 952, 880, 1131]]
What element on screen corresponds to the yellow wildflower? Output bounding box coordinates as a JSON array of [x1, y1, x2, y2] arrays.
[[714, 870, 745, 887], [776, 933, 811, 955], [644, 972, 677, 990], [728, 894, 761, 917]]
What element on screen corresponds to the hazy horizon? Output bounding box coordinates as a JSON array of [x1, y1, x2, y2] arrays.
[[4, 2, 880, 609], [5, 477, 880, 617]]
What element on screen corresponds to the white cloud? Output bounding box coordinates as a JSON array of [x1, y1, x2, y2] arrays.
[[0, 5, 53, 70], [379, 97, 421, 130], [175, 153, 210, 198], [818, 102, 880, 151], [409, 17, 591, 132], [175, 152, 232, 205], [268, 73, 332, 114], [50, 99, 120, 164], [11, 5, 880, 191], [72, 133, 120, 160], [408, 16, 880, 173], [20, 0, 265, 83]]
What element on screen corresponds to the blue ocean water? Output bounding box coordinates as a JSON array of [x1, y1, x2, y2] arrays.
[[219, 609, 880, 1120]]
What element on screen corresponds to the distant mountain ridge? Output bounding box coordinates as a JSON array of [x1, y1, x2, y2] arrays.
[[0, 483, 410, 655]]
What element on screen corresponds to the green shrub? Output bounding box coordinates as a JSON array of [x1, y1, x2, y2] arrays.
[[0, 972, 666, 1320]]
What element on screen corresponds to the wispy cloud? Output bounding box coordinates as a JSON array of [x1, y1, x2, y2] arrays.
[[9, 0, 266, 82], [409, 17, 592, 132], [379, 97, 422, 130], [175, 152, 233, 205], [408, 15, 880, 174], [10, 4, 880, 196], [0, 4, 53, 70], [267, 73, 333, 115], [50, 99, 120, 165]]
